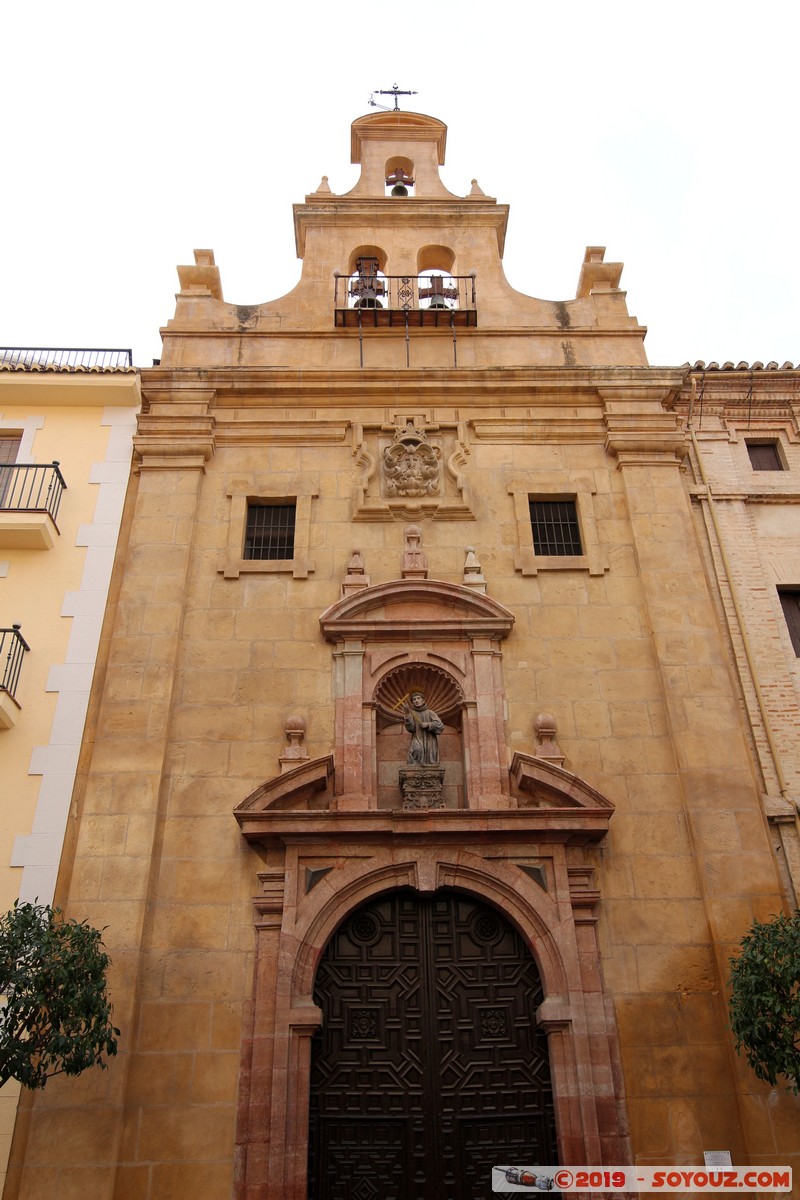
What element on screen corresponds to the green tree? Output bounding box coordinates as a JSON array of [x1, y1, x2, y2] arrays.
[[728, 909, 800, 1094], [0, 901, 119, 1089]]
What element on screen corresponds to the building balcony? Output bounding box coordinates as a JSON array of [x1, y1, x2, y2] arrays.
[[0, 347, 133, 371], [0, 463, 67, 549], [0, 625, 30, 729], [334, 274, 477, 328]]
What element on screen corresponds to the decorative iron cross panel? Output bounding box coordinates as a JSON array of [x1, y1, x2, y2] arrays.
[[398, 277, 415, 311], [350, 257, 385, 305], [418, 276, 459, 304]]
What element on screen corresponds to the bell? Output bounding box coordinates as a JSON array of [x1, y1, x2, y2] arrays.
[[429, 294, 448, 308], [391, 183, 409, 197]]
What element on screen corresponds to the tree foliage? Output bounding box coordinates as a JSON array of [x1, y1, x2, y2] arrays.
[[728, 909, 800, 1094], [0, 901, 119, 1089]]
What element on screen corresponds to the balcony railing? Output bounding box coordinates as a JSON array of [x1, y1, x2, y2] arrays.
[[0, 462, 67, 524], [0, 347, 133, 370], [334, 275, 477, 328], [0, 625, 29, 701]]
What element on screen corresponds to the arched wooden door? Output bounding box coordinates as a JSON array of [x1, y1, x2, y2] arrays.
[[309, 890, 557, 1199]]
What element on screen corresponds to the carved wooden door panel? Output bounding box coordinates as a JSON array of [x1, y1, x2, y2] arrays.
[[309, 890, 556, 1200]]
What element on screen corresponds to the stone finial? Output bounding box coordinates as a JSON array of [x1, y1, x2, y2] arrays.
[[462, 546, 486, 593], [533, 712, 565, 766], [469, 179, 485, 196], [176, 249, 224, 300], [576, 245, 623, 299], [315, 175, 332, 193], [342, 548, 370, 596], [279, 714, 309, 773], [401, 525, 428, 579]]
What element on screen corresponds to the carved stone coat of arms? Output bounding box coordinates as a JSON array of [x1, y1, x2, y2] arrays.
[[383, 423, 441, 497]]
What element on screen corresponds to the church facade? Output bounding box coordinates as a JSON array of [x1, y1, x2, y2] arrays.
[[5, 111, 798, 1199]]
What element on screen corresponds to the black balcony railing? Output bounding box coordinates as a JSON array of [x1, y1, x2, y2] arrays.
[[0, 625, 29, 701], [0, 347, 133, 370], [334, 274, 477, 328], [0, 462, 67, 523]]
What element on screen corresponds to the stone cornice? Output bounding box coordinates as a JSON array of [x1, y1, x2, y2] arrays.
[[601, 385, 688, 463], [350, 111, 448, 163], [235, 807, 613, 847], [689, 486, 800, 504], [156, 326, 650, 349], [294, 200, 510, 257], [141, 365, 686, 404], [135, 387, 216, 470]]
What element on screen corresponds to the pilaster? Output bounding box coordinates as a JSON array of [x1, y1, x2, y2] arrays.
[[603, 388, 786, 987], [8, 396, 213, 1198]]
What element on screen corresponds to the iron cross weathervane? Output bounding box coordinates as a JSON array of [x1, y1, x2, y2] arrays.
[[368, 84, 418, 112]]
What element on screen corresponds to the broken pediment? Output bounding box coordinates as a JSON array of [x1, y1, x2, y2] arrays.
[[510, 752, 615, 813], [235, 756, 335, 834]]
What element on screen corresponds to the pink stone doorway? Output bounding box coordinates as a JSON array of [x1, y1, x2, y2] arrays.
[[230, 844, 630, 1200]]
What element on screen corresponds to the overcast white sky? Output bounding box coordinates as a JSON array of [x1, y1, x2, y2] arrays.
[[1, 1, 796, 369]]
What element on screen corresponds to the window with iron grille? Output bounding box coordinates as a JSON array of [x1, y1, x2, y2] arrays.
[[0, 436, 22, 465], [529, 499, 583, 556], [746, 441, 784, 471], [244, 503, 296, 560], [778, 588, 800, 656]]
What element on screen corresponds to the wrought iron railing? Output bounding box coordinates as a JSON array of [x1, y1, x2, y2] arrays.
[[334, 274, 477, 325], [0, 462, 67, 523], [0, 626, 29, 700], [0, 347, 133, 370]]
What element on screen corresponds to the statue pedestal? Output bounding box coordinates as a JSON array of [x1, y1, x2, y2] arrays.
[[399, 767, 445, 810]]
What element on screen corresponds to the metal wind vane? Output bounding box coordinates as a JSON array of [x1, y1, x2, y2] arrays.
[[368, 84, 417, 112]]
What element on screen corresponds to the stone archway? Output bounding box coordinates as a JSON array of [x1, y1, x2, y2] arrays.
[[230, 828, 628, 1200], [308, 888, 557, 1200]]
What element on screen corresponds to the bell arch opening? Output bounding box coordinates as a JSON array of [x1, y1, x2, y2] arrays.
[[417, 244, 456, 274], [347, 248, 389, 308], [385, 155, 415, 196], [308, 887, 557, 1199]]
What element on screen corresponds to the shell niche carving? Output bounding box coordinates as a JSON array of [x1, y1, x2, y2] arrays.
[[374, 663, 464, 728], [383, 422, 441, 497]]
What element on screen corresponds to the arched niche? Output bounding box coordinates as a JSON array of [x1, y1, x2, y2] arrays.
[[319, 578, 515, 809], [373, 661, 466, 808]]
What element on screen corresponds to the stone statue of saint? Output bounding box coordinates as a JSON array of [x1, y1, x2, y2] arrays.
[[403, 692, 444, 766]]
